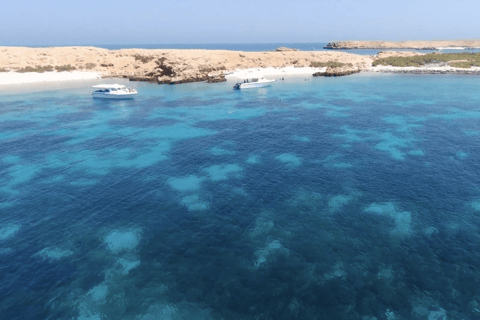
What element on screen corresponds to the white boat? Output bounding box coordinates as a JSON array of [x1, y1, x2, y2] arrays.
[[92, 84, 137, 99], [233, 75, 275, 90]]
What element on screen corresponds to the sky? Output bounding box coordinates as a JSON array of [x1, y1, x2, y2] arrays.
[[1, 0, 479, 45]]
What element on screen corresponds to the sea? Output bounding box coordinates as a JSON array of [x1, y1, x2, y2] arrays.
[[1, 73, 480, 320], [21, 42, 480, 55]]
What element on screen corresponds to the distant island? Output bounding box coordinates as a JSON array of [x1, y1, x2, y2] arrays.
[[324, 40, 480, 50]]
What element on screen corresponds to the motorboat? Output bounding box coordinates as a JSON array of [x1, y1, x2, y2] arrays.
[[92, 84, 137, 99], [233, 75, 275, 90]]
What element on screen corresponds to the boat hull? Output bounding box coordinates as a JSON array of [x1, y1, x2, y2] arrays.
[[234, 82, 273, 90], [92, 92, 137, 99]]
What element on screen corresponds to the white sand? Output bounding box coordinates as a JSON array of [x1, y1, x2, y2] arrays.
[[0, 71, 101, 85], [226, 66, 326, 79]]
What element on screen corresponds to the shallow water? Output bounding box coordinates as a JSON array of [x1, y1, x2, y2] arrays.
[[1, 75, 480, 320]]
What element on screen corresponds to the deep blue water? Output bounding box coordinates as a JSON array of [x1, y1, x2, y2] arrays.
[[1, 75, 480, 320]]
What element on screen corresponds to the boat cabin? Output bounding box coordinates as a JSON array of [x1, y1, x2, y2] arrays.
[[92, 84, 127, 93], [239, 76, 266, 83]]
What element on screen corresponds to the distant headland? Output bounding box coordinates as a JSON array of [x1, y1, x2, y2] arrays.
[[324, 40, 480, 50]]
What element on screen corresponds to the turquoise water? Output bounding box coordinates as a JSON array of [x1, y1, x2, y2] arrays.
[[1, 75, 480, 320]]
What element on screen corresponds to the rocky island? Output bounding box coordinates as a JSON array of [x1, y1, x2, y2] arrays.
[[2, 44, 480, 86], [0, 46, 372, 84]]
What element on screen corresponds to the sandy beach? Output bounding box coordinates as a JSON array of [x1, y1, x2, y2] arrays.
[[0, 70, 101, 85], [226, 66, 327, 79]]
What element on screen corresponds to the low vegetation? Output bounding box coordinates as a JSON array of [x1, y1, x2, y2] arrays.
[[373, 52, 480, 68], [17, 65, 54, 73], [55, 65, 76, 72], [449, 61, 475, 68], [0, 68, 8, 72], [198, 65, 226, 73], [84, 63, 96, 70], [133, 55, 155, 63], [15, 65, 77, 73], [310, 61, 352, 68]]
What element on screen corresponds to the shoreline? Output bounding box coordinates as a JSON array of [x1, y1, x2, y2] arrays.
[[2, 65, 479, 89]]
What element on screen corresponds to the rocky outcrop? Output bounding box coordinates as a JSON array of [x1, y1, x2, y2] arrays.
[[313, 66, 360, 77], [276, 47, 299, 52], [206, 75, 226, 83], [323, 43, 345, 50], [126, 57, 228, 84]]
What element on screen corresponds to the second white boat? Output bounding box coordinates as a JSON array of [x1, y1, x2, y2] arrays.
[[92, 84, 137, 99], [233, 75, 275, 90]]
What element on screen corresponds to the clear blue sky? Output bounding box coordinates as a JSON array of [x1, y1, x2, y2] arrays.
[[2, 0, 479, 45]]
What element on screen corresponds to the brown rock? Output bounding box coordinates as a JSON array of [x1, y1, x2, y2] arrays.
[[313, 66, 360, 77], [206, 75, 226, 83]]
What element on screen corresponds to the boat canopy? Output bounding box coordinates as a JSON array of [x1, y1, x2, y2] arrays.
[[92, 84, 126, 89]]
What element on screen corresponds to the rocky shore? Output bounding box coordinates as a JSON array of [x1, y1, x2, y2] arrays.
[[313, 66, 360, 77]]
